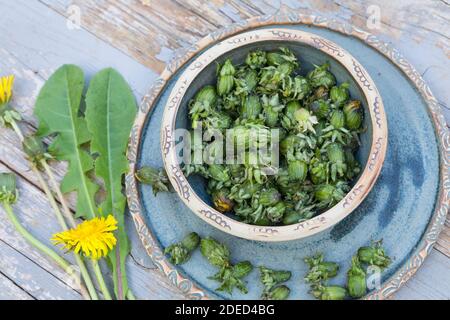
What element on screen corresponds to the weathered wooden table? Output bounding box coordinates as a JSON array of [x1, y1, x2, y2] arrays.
[[0, 0, 448, 300]]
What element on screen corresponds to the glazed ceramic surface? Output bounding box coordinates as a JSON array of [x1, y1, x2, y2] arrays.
[[160, 29, 387, 242], [126, 16, 449, 300]]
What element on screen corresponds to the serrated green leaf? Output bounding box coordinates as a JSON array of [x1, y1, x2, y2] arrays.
[[34, 65, 98, 219], [85, 68, 137, 300]]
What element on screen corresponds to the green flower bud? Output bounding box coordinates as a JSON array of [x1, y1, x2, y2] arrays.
[[307, 63, 336, 88], [246, 50, 267, 69], [313, 86, 329, 101], [347, 256, 367, 298], [327, 143, 345, 164], [200, 238, 230, 268], [164, 232, 200, 265], [259, 188, 281, 206], [282, 76, 311, 100], [208, 165, 230, 183], [261, 94, 284, 127], [219, 58, 235, 77], [217, 59, 236, 96], [254, 215, 271, 226], [330, 82, 350, 106], [304, 253, 340, 283], [294, 108, 318, 133], [233, 261, 253, 278], [310, 158, 328, 185], [212, 189, 234, 213], [230, 180, 262, 201], [267, 47, 298, 67], [263, 285, 290, 300], [190, 85, 218, 128], [282, 210, 303, 225], [207, 111, 232, 130], [259, 266, 292, 290], [235, 69, 258, 96], [311, 285, 346, 300], [136, 166, 170, 195], [211, 262, 251, 294], [314, 184, 334, 202], [345, 150, 361, 180], [196, 85, 218, 105], [240, 95, 262, 120], [310, 99, 330, 119], [22, 135, 51, 166], [330, 110, 345, 129], [218, 76, 234, 97], [344, 100, 363, 130], [266, 202, 286, 223], [182, 232, 201, 251], [0, 172, 18, 204], [280, 134, 300, 156], [288, 160, 308, 181], [357, 241, 391, 269], [314, 182, 349, 208]]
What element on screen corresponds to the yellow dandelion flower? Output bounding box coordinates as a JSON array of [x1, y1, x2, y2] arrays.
[[52, 215, 118, 260], [0, 75, 14, 105]]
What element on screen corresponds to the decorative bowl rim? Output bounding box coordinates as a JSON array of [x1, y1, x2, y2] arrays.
[[159, 28, 388, 242]]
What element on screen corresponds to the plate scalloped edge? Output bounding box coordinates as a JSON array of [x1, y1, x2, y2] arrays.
[[125, 13, 450, 300]]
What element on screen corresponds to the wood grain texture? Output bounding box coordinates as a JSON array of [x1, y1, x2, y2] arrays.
[[0, 0, 448, 299]]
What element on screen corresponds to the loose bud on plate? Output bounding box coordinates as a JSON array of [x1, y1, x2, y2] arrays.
[[347, 256, 367, 298], [304, 253, 340, 283], [0, 172, 18, 204], [311, 285, 346, 300], [357, 241, 391, 269], [259, 266, 292, 291], [135, 166, 171, 195], [164, 232, 200, 265], [262, 285, 291, 300], [233, 261, 253, 278], [200, 237, 230, 268]]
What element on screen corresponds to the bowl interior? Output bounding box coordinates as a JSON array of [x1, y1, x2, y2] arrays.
[[175, 40, 372, 217]]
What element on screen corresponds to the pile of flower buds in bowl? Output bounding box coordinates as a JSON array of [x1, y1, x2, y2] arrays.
[[182, 47, 364, 227]]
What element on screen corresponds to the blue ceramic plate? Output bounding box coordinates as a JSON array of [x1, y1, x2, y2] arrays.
[[126, 16, 449, 300]]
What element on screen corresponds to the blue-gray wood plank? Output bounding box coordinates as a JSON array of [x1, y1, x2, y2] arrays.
[[0, 0, 448, 300]]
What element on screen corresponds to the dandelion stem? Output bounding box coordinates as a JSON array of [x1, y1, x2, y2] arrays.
[[39, 160, 98, 300], [2, 201, 72, 275], [127, 290, 136, 300], [92, 260, 113, 300], [9, 119, 97, 300], [10, 120, 24, 141]]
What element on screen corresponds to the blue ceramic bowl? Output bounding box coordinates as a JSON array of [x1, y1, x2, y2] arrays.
[[160, 29, 388, 242]]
